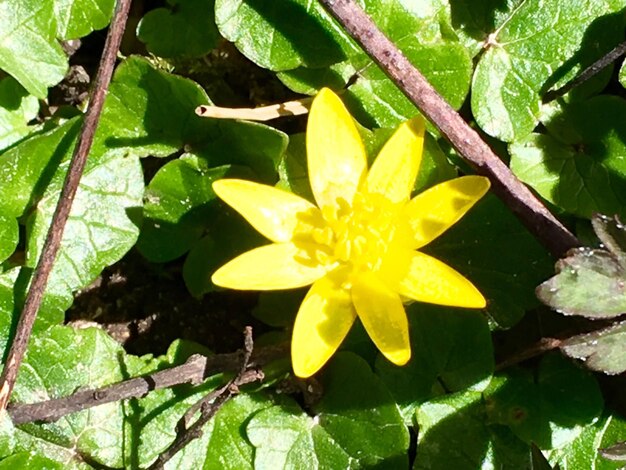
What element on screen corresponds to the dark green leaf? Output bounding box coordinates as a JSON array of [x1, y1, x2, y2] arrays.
[[376, 306, 493, 421], [137, 0, 219, 58], [215, 0, 354, 71], [510, 96, 626, 219], [560, 321, 626, 374], [531, 443, 555, 470], [414, 391, 531, 469], [247, 353, 409, 468], [592, 213, 626, 261], [536, 248, 626, 318], [485, 353, 603, 449], [427, 194, 554, 328], [137, 158, 231, 263]]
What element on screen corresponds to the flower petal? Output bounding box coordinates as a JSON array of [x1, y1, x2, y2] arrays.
[[212, 243, 326, 290], [367, 117, 425, 203], [291, 276, 356, 377], [397, 251, 486, 308], [405, 176, 490, 248], [352, 272, 410, 365], [213, 179, 316, 243], [307, 88, 367, 209]]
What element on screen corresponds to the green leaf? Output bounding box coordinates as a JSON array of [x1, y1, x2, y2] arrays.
[[279, 39, 472, 128], [342, 39, 472, 127], [426, 194, 554, 328], [485, 353, 603, 450], [11, 326, 128, 468], [182, 205, 265, 296], [0, 215, 18, 265], [0, 77, 39, 151], [0, 268, 69, 351], [619, 60, 626, 89], [163, 394, 272, 470], [376, 306, 493, 422], [472, 0, 626, 141], [120, 339, 271, 469], [0, 0, 114, 98], [137, 0, 219, 59], [549, 413, 626, 468], [0, 0, 67, 97], [560, 321, 626, 374], [215, 0, 354, 71], [137, 158, 231, 263], [537, 248, 626, 319], [414, 390, 532, 469], [53, 0, 114, 40], [97, 56, 287, 179], [0, 453, 65, 469], [510, 96, 626, 219], [537, 213, 626, 319], [247, 353, 409, 468]]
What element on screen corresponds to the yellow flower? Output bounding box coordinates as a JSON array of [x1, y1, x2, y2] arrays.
[[212, 88, 490, 378]]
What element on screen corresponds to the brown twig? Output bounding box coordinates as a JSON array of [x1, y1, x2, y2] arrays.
[[0, 0, 133, 412], [495, 337, 563, 371], [318, 0, 579, 257], [544, 40, 626, 102], [7, 341, 284, 425], [148, 327, 260, 470]]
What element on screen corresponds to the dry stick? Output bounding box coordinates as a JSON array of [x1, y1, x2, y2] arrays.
[[495, 337, 563, 371], [148, 327, 260, 470], [7, 342, 286, 425], [0, 0, 134, 412], [318, 0, 579, 257], [544, 40, 626, 102]]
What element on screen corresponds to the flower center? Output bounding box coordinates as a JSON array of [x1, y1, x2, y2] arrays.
[[293, 192, 406, 273]]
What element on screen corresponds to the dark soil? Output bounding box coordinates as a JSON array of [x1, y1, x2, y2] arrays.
[[67, 250, 264, 356]]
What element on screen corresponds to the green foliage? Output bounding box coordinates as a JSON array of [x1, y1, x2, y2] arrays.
[[1, 0, 626, 468], [247, 353, 409, 468], [0, 0, 114, 98], [137, 0, 220, 59]]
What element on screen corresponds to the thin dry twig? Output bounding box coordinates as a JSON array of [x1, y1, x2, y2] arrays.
[[0, 0, 134, 412], [544, 40, 626, 102], [7, 341, 284, 425], [148, 327, 261, 470], [495, 337, 563, 371], [318, 0, 579, 257], [196, 97, 312, 121]]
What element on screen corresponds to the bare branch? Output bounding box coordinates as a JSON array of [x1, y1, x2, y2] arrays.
[[8, 341, 285, 425]]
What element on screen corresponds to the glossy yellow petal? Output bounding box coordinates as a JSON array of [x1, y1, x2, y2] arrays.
[[405, 176, 490, 248], [212, 243, 326, 290], [213, 179, 316, 243], [307, 88, 367, 209], [291, 276, 356, 377], [397, 251, 486, 308], [352, 272, 410, 365], [367, 117, 425, 203]]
